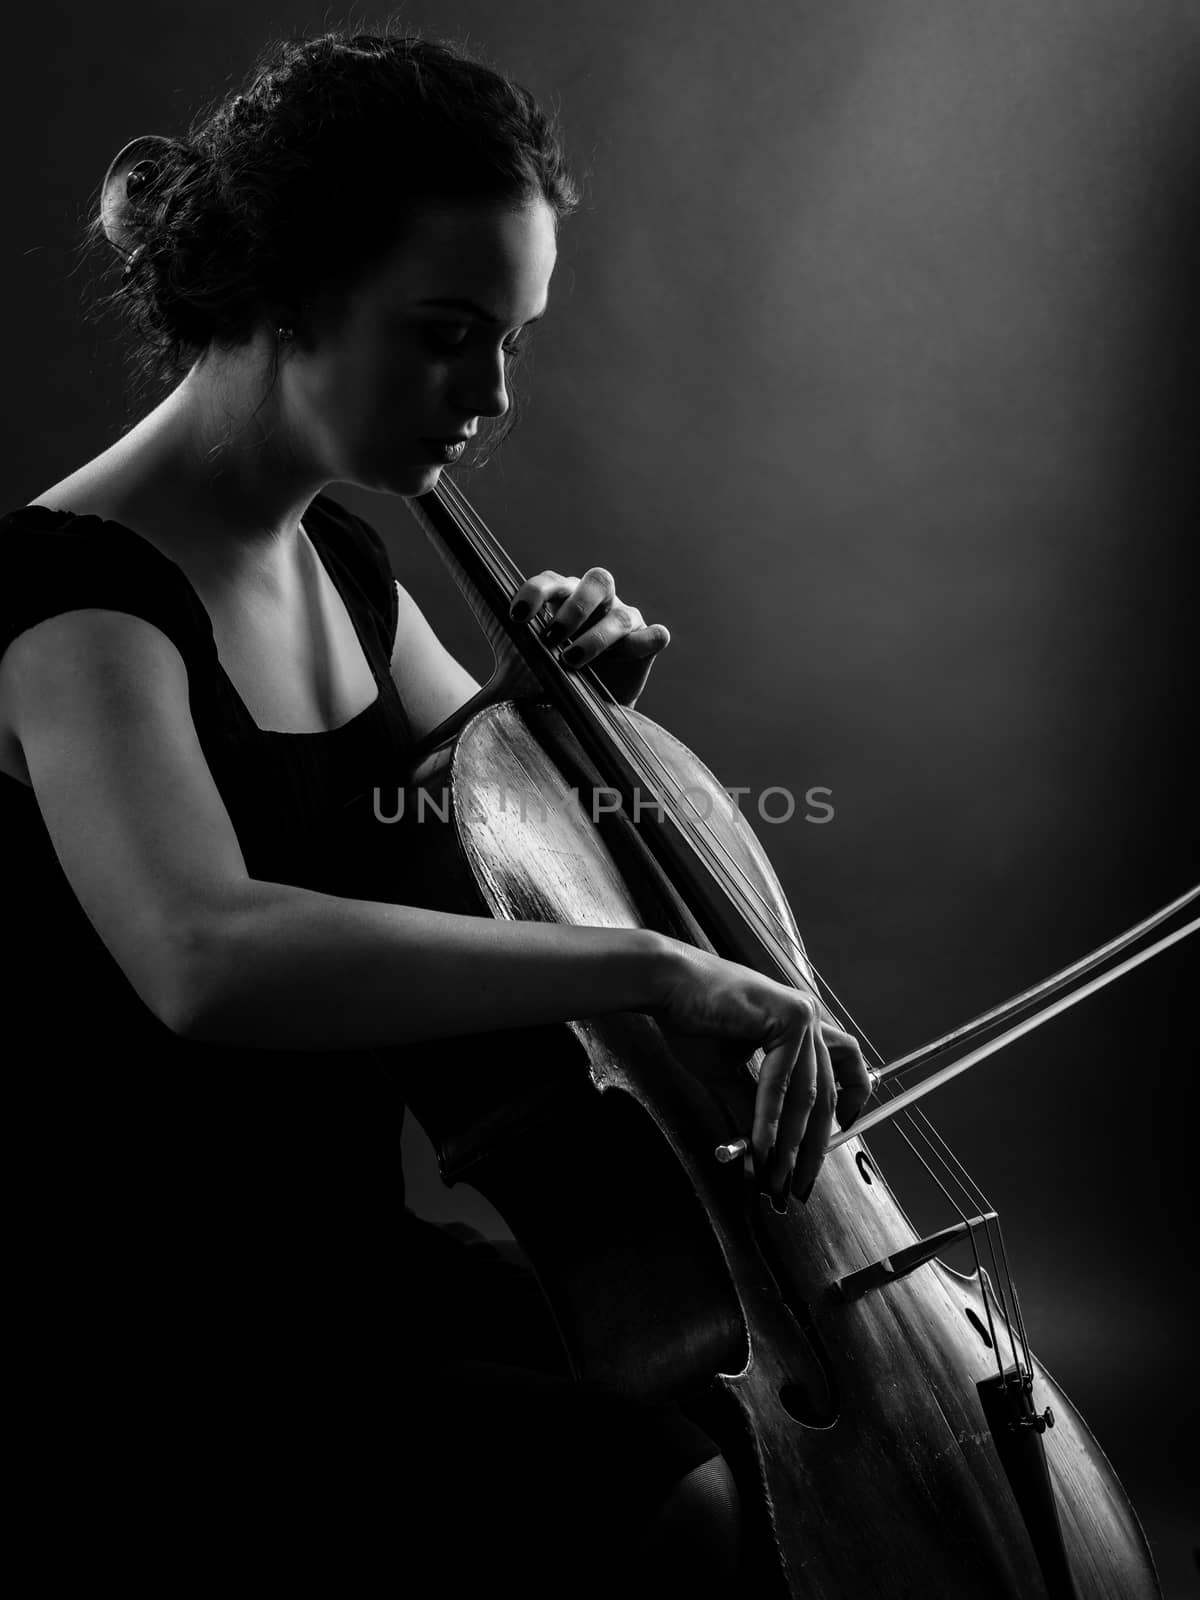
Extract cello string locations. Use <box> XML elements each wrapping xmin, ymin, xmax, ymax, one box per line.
<box><xmin>868</xmin><ymin>1114</ymin><xmax>1018</xmax><ymax>1370</ymax></box>
<box><xmin>589</xmin><ymin>612</ymin><xmax>1188</xmax><ymax>1366</ymax></box>
<box><xmin>810</xmin><ymin>971</ymin><xmax>1001</xmax><ymax>1233</ymax></box>
<box><xmin>436</xmin><ymin>475</ymin><xmax>1187</xmax><ymax>1086</ymax></box>
<box><xmin>872</xmin><ymin>1105</ymin><xmax>1010</xmax><ymax>1378</ymax></box>
<box><xmin>591</xmin><ymin>678</ymin><xmax>1198</xmax><ymax>1083</ymax></box>
<box><xmin>429</xmin><ymin>486</ymin><xmax>862</xmax><ymax>1081</ymax></box>
<box><xmin>584</xmin><ymin>681</ymin><xmax>1115</xmax><ymax>1373</ymax></box>
<box><xmin>432</xmin><ymin>478</ymin><xmax>1060</xmax><ymax>1363</ymax></box>
<box><xmin>544</xmin><ymin>613</ymin><xmax>1192</xmax><ymax>1090</ymax></box>
<box><xmin>981</xmin><ymin>1218</ymin><xmax>1034</xmax><ymax>1377</ymax></box>
<box><xmin>431</xmin><ymin>488</ymin><xmax>927</xmax><ymax>1143</ymax></box>
<box><xmin>434</xmin><ymin>479</ymin><xmax>823</xmax><ymax>987</ymax></box>
<box><xmin>432</xmin><ymin>478</ymin><xmax>1168</xmax><ymax>1386</ymax></box>
<box><xmin>904</xmin><ymin>1107</ymin><xmax>1027</xmax><ymax>1373</ymax></box>
<box><xmin>434</xmin><ymin>478</ymin><xmax>1032</xmax><ymax>1367</ymax></box>
<box><xmin>809</xmin><ymin>976</ymin><xmax>1022</xmax><ymax>1376</ymax></box>
<box><xmin>437</xmin><ymin>474</ymin><xmax>1184</xmax><ymax>1115</ymax></box>
<box><xmin>792</xmin><ymin>897</ymin><xmax>1035</xmax><ymax>1378</ymax></box>
<box><xmin>430</xmin><ymin>484</ymin><xmax>908</xmax><ymax>1139</ymax></box>
<box><xmin>578</xmin><ymin>657</ymin><xmax>1025</xmax><ymax>1371</ymax></box>
<box><xmin>430</xmin><ymin>475</ymin><xmax>1153</xmax><ymax>1394</ymax></box>
<box><xmin>430</xmin><ymin>483</ymin><xmax>818</xmax><ymax>981</ymax></box>
<box><xmin>909</xmin><ymin>1114</ymin><xmax>1033</xmax><ymax>1376</ymax></box>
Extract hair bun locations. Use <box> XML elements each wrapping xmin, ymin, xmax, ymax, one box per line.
<box><xmin>124</xmin><ymin>160</ymin><xmax>161</xmax><ymax>198</ymax></box>
<box><xmin>87</xmin><ymin>30</ymin><xmax>579</xmax><ymax>401</ymax></box>
<box><xmin>99</xmin><ymin>133</ymin><xmax>178</xmax><ymax>257</ymax></box>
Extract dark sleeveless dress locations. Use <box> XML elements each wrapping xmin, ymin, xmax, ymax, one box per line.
<box><xmin>1</xmin><ymin>495</ymin><xmax>719</xmax><ymax>1593</ymax></box>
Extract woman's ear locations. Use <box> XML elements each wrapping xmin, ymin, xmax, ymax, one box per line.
<box><xmin>99</xmin><ymin>134</ymin><xmax>175</xmax><ymax>256</ymax></box>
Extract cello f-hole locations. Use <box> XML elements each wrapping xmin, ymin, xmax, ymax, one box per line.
<box><xmin>965</xmin><ymin>1306</ymin><xmax>995</xmax><ymax>1350</ymax></box>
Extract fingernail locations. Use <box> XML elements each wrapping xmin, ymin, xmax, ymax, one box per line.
<box><xmin>769</xmin><ymin>1190</ymin><xmax>789</xmax><ymax>1216</ymax></box>
<box><xmin>798</xmin><ymin>1179</ymin><xmax>815</xmax><ymax>1205</ymax></box>
<box><xmin>510</xmin><ymin>600</ymin><xmax>530</xmax><ymax>621</ymax></box>
<box><xmin>562</xmin><ymin>644</ymin><xmax>583</xmax><ymax>665</ymax></box>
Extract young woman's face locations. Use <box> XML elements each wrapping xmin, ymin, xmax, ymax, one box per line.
<box><xmin>286</xmin><ymin>198</ymin><xmax>558</xmax><ymax>497</ymax></box>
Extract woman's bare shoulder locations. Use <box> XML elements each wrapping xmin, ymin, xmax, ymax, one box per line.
<box><xmin>26</xmin><ymin>457</ymin><xmax>139</xmax><ymax>521</ymax></box>
<box><xmin>23</xmin><ymin>454</ymin><xmax>203</xmax><ymax>582</ymax></box>
<box><xmin>1</xmin><ymin>459</ymin><xmax>195</xmax><ymax>784</ymax></box>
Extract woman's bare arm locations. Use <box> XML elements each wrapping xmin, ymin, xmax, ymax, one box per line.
<box><xmin>185</xmin><ymin>885</ymin><xmax>668</xmax><ymax>1049</ymax></box>
<box><xmin>389</xmin><ymin>577</ymin><xmax>482</xmax><ymax>741</ymax></box>
<box><xmin>1</xmin><ymin>607</ymin><xmax>669</xmax><ymax>1048</ymax></box>
<box><xmin>2</xmin><ymin>605</ymin><xmax>870</xmax><ymax>1192</ymax></box>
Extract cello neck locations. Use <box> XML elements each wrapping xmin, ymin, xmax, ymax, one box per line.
<box><xmin>404</xmin><ymin>479</ymin><xmax>817</xmax><ymax>994</ymax></box>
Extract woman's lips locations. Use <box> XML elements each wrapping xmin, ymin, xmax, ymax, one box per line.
<box><xmin>419</xmin><ymin>437</ymin><xmax>469</xmax><ymax>463</ymax></box>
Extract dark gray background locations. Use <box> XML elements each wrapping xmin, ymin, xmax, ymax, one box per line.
<box><xmin>4</xmin><ymin>2</ymin><xmax>1197</xmax><ymax>1591</ymax></box>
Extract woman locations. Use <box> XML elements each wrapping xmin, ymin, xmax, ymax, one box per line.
<box><xmin>1</xmin><ymin>27</ymin><xmax>870</xmax><ymax>1594</ymax></box>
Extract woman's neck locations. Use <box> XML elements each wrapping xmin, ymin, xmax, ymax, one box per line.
<box><xmin>124</xmin><ymin>342</ymin><xmax>324</xmax><ymax>543</ymax></box>
<box><xmin>50</xmin><ymin>337</ymin><xmax>333</xmax><ymax>591</ymax></box>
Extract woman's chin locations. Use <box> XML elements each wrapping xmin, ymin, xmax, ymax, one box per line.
<box><xmin>403</xmin><ymin>461</ymin><xmax>443</xmax><ymax>497</ymax></box>
<box><xmin>356</xmin><ymin>458</ymin><xmax>442</xmax><ymax>498</ymax></box>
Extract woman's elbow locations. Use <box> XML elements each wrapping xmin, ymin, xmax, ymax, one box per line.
<box><xmin>146</xmin><ymin>911</ymin><xmax>234</xmax><ymax>1040</ymax></box>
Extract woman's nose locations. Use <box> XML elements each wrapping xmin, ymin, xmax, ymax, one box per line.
<box><xmin>454</xmin><ymin>348</ymin><xmax>510</xmax><ymax>421</ymax></box>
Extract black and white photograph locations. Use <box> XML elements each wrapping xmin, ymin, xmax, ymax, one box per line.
<box><xmin>3</xmin><ymin>4</ymin><xmax>1196</xmax><ymax>1595</ymax></box>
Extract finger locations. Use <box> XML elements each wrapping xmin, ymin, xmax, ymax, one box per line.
<box><xmin>560</xmin><ymin>605</ymin><xmax>647</xmax><ymax>667</ymax></box>
<box><xmin>639</xmin><ymin>623</ymin><xmax>672</xmax><ymax>654</ymax></box>
<box><xmin>766</xmin><ymin>1017</ymin><xmax>818</xmax><ymax>1194</ymax></box>
<box><xmin>543</xmin><ymin>566</ymin><xmax>617</xmax><ymax>645</ymax></box>
<box><xmin>565</xmin><ymin>619</ymin><xmax>670</xmax><ymax>669</ymax></box>
<box><xmin>781</xmin><ymin>1022</ymin><xmax>836</xmax><ymax>1203</ymax></box>
<box><xmin>821</xmin><ymin>1024</ymin><xmax>873</xmax><ymax>1129</ymax></box>
<box><xmin>750</xmin><ymin>1029</ymin><xmax>802</xmax><ymax>1179</ymax></box>
<box><xmin>508</xmin><ymin>571</ymin><xmax>575</xmax><ymax>623</ymax></box>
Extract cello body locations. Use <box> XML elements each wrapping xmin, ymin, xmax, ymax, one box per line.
<box><xmin>393</xmin><ymin>696</ymin><xmax>1160</xmax><ymax>1600</ymax></box>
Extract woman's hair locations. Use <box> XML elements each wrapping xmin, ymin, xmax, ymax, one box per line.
<box><xmin>86</xmin><ymin>23</ymin><xmax>580</xmax><ymax>451</ymax></box>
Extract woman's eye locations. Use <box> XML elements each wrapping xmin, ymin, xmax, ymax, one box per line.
<box><xmin>421</xmin><ymin>325</ymin><xmax>532</xmax><ymax>360</ymax></box>
<box><xmin>424</xmin><ymin>325</ymin><xmax>470</xmax><ymax>354</ymax></box>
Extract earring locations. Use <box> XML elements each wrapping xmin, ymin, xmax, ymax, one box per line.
<box><xmin>121</xmin><ymin>244</ymin><xmax>146</xmax><ymax>286</ymax></box>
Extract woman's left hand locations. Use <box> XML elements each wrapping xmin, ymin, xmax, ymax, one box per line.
<box><xmin>509</xmin><ymin>566</ymin><xmax>670</xmax><ymax>709</ymax></box>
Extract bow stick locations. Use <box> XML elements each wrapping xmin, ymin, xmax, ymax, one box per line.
<box><xmin>715</xmin><ymin>890</ymin><xmax>1198</xmax><ymax>1165</ymax></box>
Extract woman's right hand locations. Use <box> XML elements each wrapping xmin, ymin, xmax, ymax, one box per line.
<box><xmin>648</xmin><ymin>941</ymin><xmax>873</xmax><ymax>1207</ymax></box>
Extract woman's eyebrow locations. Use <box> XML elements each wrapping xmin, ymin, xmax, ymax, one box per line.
<box><xmin>416</xmin><ymin>296</ymin><xmax>546</xmax><ymax>326</ymax></box>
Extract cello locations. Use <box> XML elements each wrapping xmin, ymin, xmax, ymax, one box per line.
<box><xmin>382</xmin><ymin>473</ymin><xmax>1194</xmax><ymax>1598</ymax></box>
